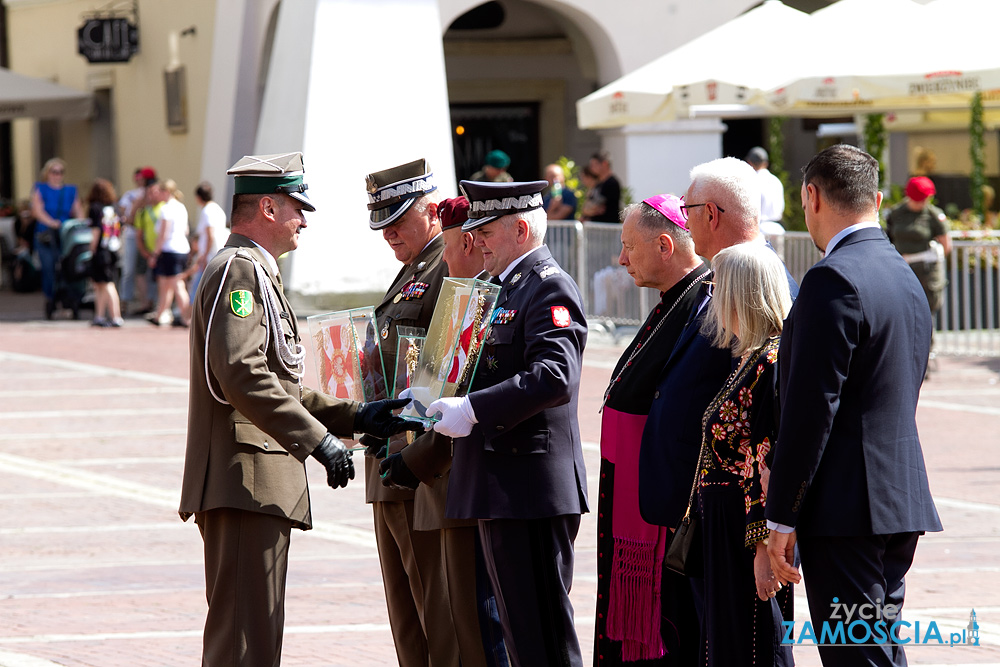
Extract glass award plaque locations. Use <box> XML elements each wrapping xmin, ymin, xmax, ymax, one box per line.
<box><xmin>307</xmin><ymin>307</ymin><xmax>388</xmax><ymax>403</ymax></box>
<box><xmin>400</xmin><ymin>277</ymin><xmax>500</xmax><ymax>426</ymax></box>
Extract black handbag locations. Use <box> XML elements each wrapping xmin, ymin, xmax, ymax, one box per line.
<box><xmin>664</xmin><ymin>504</ymin><xmax>703</xmax><ymax>577</ymax></box>
<box><xmin>664</xmin><ymin>388</ymin><xmax>716</xmax><ymax>577</ymax></box>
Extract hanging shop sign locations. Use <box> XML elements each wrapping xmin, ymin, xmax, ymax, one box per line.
<box><xmin>78</xmin><ymin>17</ymin><xmax>139</xmax><ymax>63</ymax></box>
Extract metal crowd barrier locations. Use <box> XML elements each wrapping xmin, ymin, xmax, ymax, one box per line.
<box><xmin>545</xmin><ymin>222</ymin><xmax>1000</xmax><ymax>356</ymax></box>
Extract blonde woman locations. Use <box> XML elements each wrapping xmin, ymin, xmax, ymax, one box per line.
<box><xmin>148</xmin><ymin>179</ymin><xmax>191</xmax><ymax>326</ymax></box>
<box><xmin>31</xmin><ymin>158</ymin><xmax>84</xmax><ymax>316</ymax></box>
<box><xmin>697</xmin><ymin>242</ymin><xmax>793</xmax><ymax>667</ymax></box>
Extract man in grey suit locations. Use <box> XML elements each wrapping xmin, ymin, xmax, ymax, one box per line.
<box><xmin>766</xmin><ymin>144</ymin><xmax>943</xmax><ymax>667</ymax></box>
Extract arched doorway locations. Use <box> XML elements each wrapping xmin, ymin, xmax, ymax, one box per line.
<box><xmin>442</xmin><ymin>0</ymin><xmax>613</xmax><ymax>185</ymax></box>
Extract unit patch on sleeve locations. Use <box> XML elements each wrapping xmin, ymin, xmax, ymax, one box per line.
<box><xmin>551</xmin><ymin>305</ymin><xmax>571</xmax><ymax>328</ymax></box>
<box><xmin>230</xmin><ymin>290</ymin><xmax>254</xmax><ymax>317</ymax></box>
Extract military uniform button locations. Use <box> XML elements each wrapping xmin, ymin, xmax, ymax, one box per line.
<box><xmin>290</xmin><ymin>443</ymin><xmax>299</xmax><ymax>450</ymax></box>
<box><xmin>263</xmin><ymin>442</ymin><xmax>269</xmax><ymax>449</ymax></box>
<box><xmin>512</xmin><ymin>447</ymin><xmax>518</xmax><ymax>454</ymax></box>
<box><xmin>654</xmin><ymin>390</ymin><xmax>660</xmax><ymax>399</ymax></box>
<box><xmin>496</xmin><ymin>425</ymin><xmax>504</xmax><ymax>432</ymax></box>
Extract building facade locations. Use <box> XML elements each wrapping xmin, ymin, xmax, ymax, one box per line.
<box><xmin>2</xmin><ymin>0</ymin><xmax>790</xmax><ymax>295</ymax></box>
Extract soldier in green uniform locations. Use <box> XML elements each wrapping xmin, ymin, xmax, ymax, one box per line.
<box><xmin>886</xmin><ymin>176</ymin><xmax>951</xmax><ymax>315</ymax></box>
<box><xmin>179</xmin><ymin>152</ymin><xmax>417</xmax><ymax>667</ymax></box>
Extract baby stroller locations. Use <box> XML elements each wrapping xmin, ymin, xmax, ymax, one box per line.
<box><xmin>46</xmin><ymin>218</ymin><xmax>94</xmax><ymax>320</ymax></box>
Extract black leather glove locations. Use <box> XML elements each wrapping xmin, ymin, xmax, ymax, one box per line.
<box><xmin>378</xmin><ymin>452</ymin><xmax>420</xmax><ymax>490</ymax></box>
<box><xmin>354</xmin><ymin>398</ymin><xmax>424</xmax><ymax>439</ymax></box>
<box><xmin>361</xmin><ymin>435</ymin><xmax>387</xmax><ymax>459</ymax></box>
<box><xmin>310</xmin><ymin>433</ymin><xmax>355</xmax><ymax>489</ymax></box>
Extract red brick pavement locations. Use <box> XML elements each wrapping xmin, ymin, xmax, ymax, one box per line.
<box><xmin>1</xmin><ymin>291</ymin><xmax>998</xmax><ymax>666</ymax></box>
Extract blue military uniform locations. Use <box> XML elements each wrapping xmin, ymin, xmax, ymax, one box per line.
<box><xmin>446</xmin><ymin>180</ymin><xmax>588</xmax><ymax>667</ymax></box>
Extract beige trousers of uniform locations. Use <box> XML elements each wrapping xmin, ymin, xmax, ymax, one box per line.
<box><xmin>374</xmin><ymin>499</ymin><xmax>460</xmax><ymax>667</ymax></box>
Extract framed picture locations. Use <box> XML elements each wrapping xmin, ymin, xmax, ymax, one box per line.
<box><xmin>400</xmin><ymin>277</ymin><xmax>500</xmax><ymax>425</ymax></box>
<box><xmin>306</xmin><ymin>307</ymin><xmax>387</xmax><ymax>402</ymax></box>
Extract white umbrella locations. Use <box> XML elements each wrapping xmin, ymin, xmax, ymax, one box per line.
<box><xmin>767</xmin><ymin>0</ymin><xmax>1000</xmax><ymax>115</ymax></box>
<box><xmin>0</xmin><ymin>68</ymin><xmax>93</xmax><ymax>121</ymax></box>
<box><xmin>576</xmin><ymin>0</ymin><xmax>811</xmax><ymax>129</ymax></box>
<box><xmin>672</xmin><ymin>0</ymin><xmax>813</xmax><ymax>112</ymax></box>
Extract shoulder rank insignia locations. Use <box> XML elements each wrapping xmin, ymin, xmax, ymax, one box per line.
<box><xmin>551</xmin><ymin>305</ymin><xmax>571</xmax><ymax>328</ymax></box>
<box><xmin>492</xmin><ymin>308</ymin><xmax>517</xmax><ymax>325</ymax></box>
<box><xmin>230</xmin><ymin>290</ymin><xmax>253</xmax><ymax>318</ymax></box>
<box><xmin>539</xmin><ymin>266</ymin><xmax>560</xmax><ymax>279</ymax></box>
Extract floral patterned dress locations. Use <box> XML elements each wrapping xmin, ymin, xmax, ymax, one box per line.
<box><xmin>696</xmin><ymin>337</ymin><xmax>793</xmax><ymax>667</ymax></box>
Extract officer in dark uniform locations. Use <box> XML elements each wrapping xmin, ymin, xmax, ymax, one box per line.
<box><xmin>429</xmin><ymin>180</ymin><xmax>589</xmax><ymax>667</ymax></box>
<box><xmin>363</xmin><ymin>158</ymin><xmax>458</xmax><ymax>667</ymax></box>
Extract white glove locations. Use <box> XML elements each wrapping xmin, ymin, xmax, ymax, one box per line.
<box><xmin>397</xmin><ymin>387</ymin><xmax>414</xmax><ymax>401</ymax></box>
<box><xmin>428</xmin><ymin>395</ymin><xmax>478</xmax><ymax>438</ymax></box>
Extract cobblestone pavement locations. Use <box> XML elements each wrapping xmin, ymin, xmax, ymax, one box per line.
<box><xmin>1</xmin><ymin>291</ymin><xmax>998</xmax><ymax>666</ymax></box>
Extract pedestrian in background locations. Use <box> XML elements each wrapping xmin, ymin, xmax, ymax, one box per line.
<box><xmin>470</xmin><ymin>149</ymin><xmax>514</xmax><ymax>183</ymax></box>
<box><xmin>188</xmin><ymin>181</ymin><xmax>229</xmax><ymax>296</ymax></box>
<box><xmin>543</xmin><ymin>163</ymin><xmax>577</xmax><ymax>221</ymax></box>
<box><xmin>886</xmin><ymin>176</ymin><xmax>951</xmax><ymax>318</ymax></box>
<box><xmin>117</xmin><ymin>166</ymin><xmax>155</xmax><ymax>315</ymax></box>
<box><xmin>148</xmin><ymin>179</ymin><xmax>190</xmax><ymax>327</ymax></box>
<box><xmin>86</xmin><ymin>178</ymin><xmax>124</xmax><ymax>327</ymax></box>
<box><xmin>30</xmin><ymin>157</ymin><xmax>84</xmax><ymax>316</ymax></box>
<box><xmin>134</xmin><ymin>176</ymin><xmax>164</xmax><ymax>316</ymax></box>
<box><xmin>581</xmin><ymin>151</ymin><xmax>621</xmax><ymax>222</ymax></box>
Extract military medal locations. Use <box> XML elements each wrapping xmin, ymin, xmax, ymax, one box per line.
<box><xmin>395</xmin><ymin>280</ymin><xmax>429</xmax><ymax>303</ymax></box>
<box><xmin>492</xmin><ymin>308</ymin><xmax>517</xmax><ymax>325</ymax></box>
<box><xmin>381</xmin><ymin>317</ymin><xmax>392</xmax><ymax>339</ymax></box>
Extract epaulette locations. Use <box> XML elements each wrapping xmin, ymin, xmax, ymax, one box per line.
<box><xmin>534</xmin><ymin>263</ymin><xmax>561</xmax><ymax>280</ymax></box>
